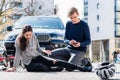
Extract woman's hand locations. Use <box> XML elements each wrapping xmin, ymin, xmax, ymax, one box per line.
<box><xmin>42</xmin><ymin>50</ymin><xmax>51</xmax><ymax>56</ymax></box>
<box><xmin>5</xmin><ymin>67</ymin><xmax>16</xmax><ymax>72</ymax></box>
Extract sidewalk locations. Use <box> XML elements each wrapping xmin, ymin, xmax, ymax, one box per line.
<box><xmin>0</xmin><ymin>63</ymin><xmax>120</xmax><ymax>80</ymax></box>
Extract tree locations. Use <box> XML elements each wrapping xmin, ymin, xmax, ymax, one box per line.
<box><xmin>20</xmin><ymin>0</ymin><xmax>54</xmax><ymax>16</ymax></box>
<box><xmin>24</xmin><ymin>0</ymin><xmax>40</xmax><ymax>16</ymax></box>
<box><xmin>0</xmin><ymin>0</ymin><xmax>12</xmax><ymax>25</ymax></box>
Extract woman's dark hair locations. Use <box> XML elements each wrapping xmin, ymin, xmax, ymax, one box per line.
<box><xmin>19</xmin><ymin>25</ymin><xmax>33</xmax><ymax>51</ymax></box>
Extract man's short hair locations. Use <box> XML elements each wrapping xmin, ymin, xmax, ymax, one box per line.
<box><xmin>67</xmin><ymin>7</ymin><xmax>79</xmax><ymax>17</ymax></box>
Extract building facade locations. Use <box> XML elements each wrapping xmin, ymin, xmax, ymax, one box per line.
<box><xmin>84</xmin><ymin>0</ymin><xmax>120</xmax><ymax>62</ymax></box>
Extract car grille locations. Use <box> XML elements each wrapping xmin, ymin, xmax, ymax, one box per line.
<box><xmin>37</xmin><ymin>34</ymin><xmax>51</xmax><ymax>42</ymax></box>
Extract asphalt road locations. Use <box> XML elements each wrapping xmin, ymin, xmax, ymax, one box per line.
<box><xmin>0</xmin><ymin>63</ymin><xmax>120</xmax><ymax>80</ymax></box>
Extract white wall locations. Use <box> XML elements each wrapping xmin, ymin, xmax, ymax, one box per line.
<box><xmin>88</xmin><ymin>0</ymin><xmax>114</xmax><ymax>40</ymax></box>
<box><xmin>54</xmin><ymin>0</ymin><xmax>83</xmax><ymax>26</ymax></box>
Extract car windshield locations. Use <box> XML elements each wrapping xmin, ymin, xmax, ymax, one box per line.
<box><xmin>14</xmin><ymin>16</ymin><xmax>64</xmax><ymax>30</ymax></box>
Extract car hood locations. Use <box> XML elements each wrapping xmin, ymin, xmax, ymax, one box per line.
<box><xmin>33</xmin><ymin>29</ymin><xmax>65</xmax><ymax>35</ymax></box>
<box><xmin>7</xmin><ymin>28</ymin><xmax>65</xmax><ymax>36</ymax></box>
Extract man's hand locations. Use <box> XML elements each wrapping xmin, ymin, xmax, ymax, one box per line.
<box><xmin>69</xmin><ymin>39</ymin><xmax>80</xmax><ymax>47</ymax></box>
<box><xmin>72</xmin><ymin>42</ymin><xmax>80</xmax><ymax>47</ymax></box>
<box><xmin>69</xmin><ymin>39</ymin><xmax>77</xmax><ymax>45</ymax></box>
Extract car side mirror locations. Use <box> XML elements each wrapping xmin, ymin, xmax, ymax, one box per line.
<box><xmin>6</xmin><ymin>26</ymin><xmax>13</xmax><ymax>31</ymax></box>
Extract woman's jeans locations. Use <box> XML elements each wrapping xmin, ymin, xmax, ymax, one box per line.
<box><xmin>25</xmin><ymin>55</ymin><xmax>83</xmax><ymax>72</ymax></box>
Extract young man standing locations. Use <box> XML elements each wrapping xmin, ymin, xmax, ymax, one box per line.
<box><xmin>50</xmin><ymin>7</ymin><xmax>91</xmax><ymax>70</ymax></box>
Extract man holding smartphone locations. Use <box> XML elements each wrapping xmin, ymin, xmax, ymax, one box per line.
<box><xmin>50</xmin><ymin>7</ymin><xmax>91</xmax><ymax>71</ymax></box>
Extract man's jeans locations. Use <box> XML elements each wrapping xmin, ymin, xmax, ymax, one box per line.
<box><xmin>50</xmin><ymin>47</ymin><xmax>85</xmax><ymax>65</ymax></box>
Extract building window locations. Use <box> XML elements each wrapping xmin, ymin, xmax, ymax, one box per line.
<box><xmin>84</xmin><ymin>17</ymin><xmax>88</xmax><ymax>22</ymax></box>
<box><xmin>84</xmin><ymin>6</ymin><xmax>88</xmax><ymax>16</ymax></box>
<box><xmin>97</xmin><ymin>26</ymin><xmax>99</xmax><ymax>32</ymax></box>
<box><xmin>115</xmin><ymin>38</ymin><xmax>120</xmax><ymax>48</ymax></box>
<box><xmin>84</xmin><ymin>12</ymin><xmax>88</xmax><ymax>16</ymax></box>
<box><xmin>84</xmin><ymin>0</ymin><xmax>88</xmax><ymax>5</ymax></box>
<box><xmin>84</xmin><ymin>0</ymin><xmax>88</xmax><ymax>3</ymax></box>
<box><xmin>116</xmin><ymin>0</ymin><xmax>120</xmax><ymax>11</ymax></box>
<box><xmin>97</xmin><ymin>15</ymin><xmax>99</xmax><ymax>20</ymax></box>
<box><xmin>115</xmin><ymin>24</ymin><xmax>120</xmax><ymax>36</ymax></box>
<box><xmin>115</xmin><ymin>12</ymin><xmax>120</xmax><ymax>23</ymax></box>
<box><xmin>97</xmin><ymin>3</ymin><xmax>100</xmax><ymax>9</ymax></box>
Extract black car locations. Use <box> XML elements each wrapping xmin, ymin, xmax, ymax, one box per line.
<box><xmin>4</xmin><ymin>16</ymin><xmax>66</xmax><ymax>55</ymax></box>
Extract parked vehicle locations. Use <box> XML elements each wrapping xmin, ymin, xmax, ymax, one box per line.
<box><xmin>4</xmin><ymin>16</ymin><xmax>66</xmax><ymax>55</ymax></box>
